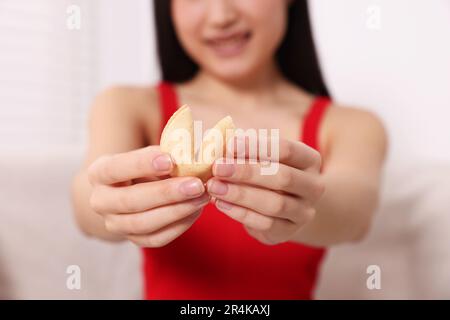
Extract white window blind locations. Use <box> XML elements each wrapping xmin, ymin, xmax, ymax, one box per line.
<box><xmin>0</xmin><ymin>0</ymin><xmax>99</xmax><ymax>147</ymax></box>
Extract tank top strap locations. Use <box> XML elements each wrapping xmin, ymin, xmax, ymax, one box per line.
<box><xmin>301</xmin><ymin>96</ymin><xmax>331</xmax><ymax>153</ymax></box>
<box><xmin>156</xmin><ymin>82</ymin><xmax>179</xmax><ymax>137</ymax></box>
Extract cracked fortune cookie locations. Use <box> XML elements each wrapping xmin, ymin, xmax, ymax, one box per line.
<box><xmin>160</xmin><ymin>105</ymin><xmax>235</xmax><ymax>182</ymax></box>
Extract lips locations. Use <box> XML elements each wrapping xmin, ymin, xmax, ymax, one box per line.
<box><xmin>205</xmin><ymin>31</ymin><xmax>252</xmax><ymax>58</ymax></box>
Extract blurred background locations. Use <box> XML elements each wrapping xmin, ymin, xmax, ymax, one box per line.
<box><xmin>0</xmin><ymin>0</ymin><xmax>449</xmax><ymax>299</ymax></box>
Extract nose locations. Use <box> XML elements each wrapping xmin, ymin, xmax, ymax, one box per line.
<box><xmin>206</xmin><ymin>0</ymin><xmax>238</xmax><ymax>29</ymax></box>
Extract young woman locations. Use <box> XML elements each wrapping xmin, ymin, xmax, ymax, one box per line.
<box><xmin>72</xmin><ymin>0</ymin><xmax>387</xmax><ymax>299</ymax></box>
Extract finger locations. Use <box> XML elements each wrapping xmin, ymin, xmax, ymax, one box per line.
<box><xmin>244</xmin><ymin>226</ymin><xmax>291</xmax><ymax>246</ymax></box>
<box><xmin>90</xmin><ymin>177</ymin><xmax>205</xmax><ymax>214</ymax></box>
<box><xmin>212</xmin><ymin>161</ymin><xmax>325</xmax><ymax>200</ymax></box>
<box><xmin>104</xmin><ymin>193</ymin><xmax>211</xmax><ymax>235</ymax></box>
<box><xmin>278</xmin><ymin>138</ymin><xmax>322</xmax><ymax>172</ymax></box>
<box><xmin>214</xmin><ymin>199</ymin><xmax>298</xmax><ymax>244</ymax></box>
<box><xmin>230</xmin><ymin>136</ymin><xmax>321</xmax><ymax>172</ymax></box>
<box><xmin>126</xmin><ymin>210</ymin><xmax>202</xmax><ymax>248</ymax></box>
<box><xmin>88</xmin><ymin>146</ymin><xmax>173</xmax><ymax>185</ymax></box>
<box><xmin>207</xmin><ymin>179</ymin><xmax>308</xmax><ymax>222</ymax></box>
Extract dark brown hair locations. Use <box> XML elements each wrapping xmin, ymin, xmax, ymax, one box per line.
<box><xmin>154</xmin><ymin>0</ymin><xmax>330</xmax><ymax>97</ymax></box>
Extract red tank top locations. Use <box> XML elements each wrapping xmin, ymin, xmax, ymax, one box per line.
<box><xmin>142</xmin><ymin>82</ymin><xmax>331</xmax><ymax>300</ymax></box>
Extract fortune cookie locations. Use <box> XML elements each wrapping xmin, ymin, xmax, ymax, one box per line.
<box><xmin>160</xmin><ymin>105</ymin><xmax>235</xmax><ymax>182</ymax></box>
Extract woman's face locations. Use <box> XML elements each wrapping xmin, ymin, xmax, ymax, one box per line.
<box><xmin>172</xmin><ymin>0</ymin><xmax>290</xmax><ymax>82</ymax></box>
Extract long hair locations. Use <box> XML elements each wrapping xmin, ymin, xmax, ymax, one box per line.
<box><xmin>153</xmin><ymin>0</ymin><xmax>329</xmax><ymax>97</ymax></box>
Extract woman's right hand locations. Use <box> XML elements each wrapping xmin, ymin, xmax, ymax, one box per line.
<box><xmin>87</xmin><ymin>146</ymin><xmax>210</xmax><ymax>248</ymax></box>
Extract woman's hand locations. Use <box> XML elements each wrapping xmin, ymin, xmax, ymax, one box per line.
<box><xmin>206</xmin><ymin>138</ymin><xmax>325</xmax><ymax>245</ymax></box>
<box><xmin>87</xmin><ymin>146</ymin><xmax>210</xmax><ymax>248</ymax></box>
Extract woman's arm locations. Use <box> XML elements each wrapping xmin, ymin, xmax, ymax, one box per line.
<box><xmin>293</xmin><ymin>108</ymin><xmax>388</xmax><ymax>246</ymax></box>
<box><xmin>71</xmin><ymin>86</ymin><xmax>158</xmax><ymax>241</ymax></box>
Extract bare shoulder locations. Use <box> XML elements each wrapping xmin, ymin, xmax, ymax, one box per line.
<box><xmin>89</xmin><ymin>85</ymin><xmax>162</xmax><ymax>145</ymax></box>
<box><xmin>320</xmin><ymin>103</ymin><xmax>388</xmax><ymax>163</ymax></box>
<box><xmin>325</xmin><ymin>104</ymin><xmax>386</xmax><ymax>135</ymax></box>
<box><xmin>91</xmin><ymin>85</ymin><xmax>159</xmax><ymax>119</ymax></box>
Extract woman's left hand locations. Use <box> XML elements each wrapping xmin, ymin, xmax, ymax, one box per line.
<box><xmin>206</xmin><ymin>138</ymin><xmax>325</xmax><ymax>245</ymax></box>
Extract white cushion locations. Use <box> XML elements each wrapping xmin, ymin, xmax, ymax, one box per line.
<box><xmin>316</xmin><ymin>162</ymin><xmax>450</xmax><ymax>299</ymax></box>
<box><xmin>0</xmin><ymin>147</ymin><xmax>141</xmax><ymax>299</ymax></box>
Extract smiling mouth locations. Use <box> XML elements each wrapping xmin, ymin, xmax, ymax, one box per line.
<box><xmin>205</xmin><ymin>31</ymin><xmax>252</xmax><ymax>58</ymax></box>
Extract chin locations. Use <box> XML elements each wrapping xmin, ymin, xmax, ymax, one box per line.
<box><xmin>207</xmin><ymin>61</ymin><xmax>262</xmax><ymax>84</ymax></box>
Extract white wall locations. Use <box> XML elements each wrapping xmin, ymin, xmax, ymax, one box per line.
<box><xmin>0</xmin><ymin>0</ymin><xmax>98</xmax><ymax>148</ymax></box>
<box><xmin>97</xmin><ymin>0</ymin><xmax>159</xmax><ymax>89</ymax></box>
<box><xmin>310</xmin><ymin>0</ymin><xmax>450</xmax><ymax>168</ymax></box>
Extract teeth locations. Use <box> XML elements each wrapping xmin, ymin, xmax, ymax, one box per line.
<box><xmin>211</xmin><ymin>34</ymin><xmax>247</xmax><ymax>47</ymax></box>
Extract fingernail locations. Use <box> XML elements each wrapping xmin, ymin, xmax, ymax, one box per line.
<box><xmin>216</xmin><ymin>200</ymin><xmax>233</xmax><ymax>211</ymax></box>
<box><xmin>213</xmin><ymin>162</ymin><xmax>235</xmax><ymax>177</ymax></box>
<box><xmin>180</xmin><ymin>179</ymin><xmax>204</xmax><ymax>197</ymax></box>
<box><xmin>192</xmin><ymin>193</ymin><xmax>211</xmax><ymax>206</ymax></box>
<box><xmin>153</xmin><ymin>154</ymin><xmax>172</xmax><ymax>171</ymax></box>
<box><xmin>207</xmin><ymin>180</ymin><xmax>228</xmax><ymax>196</ymax></box>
